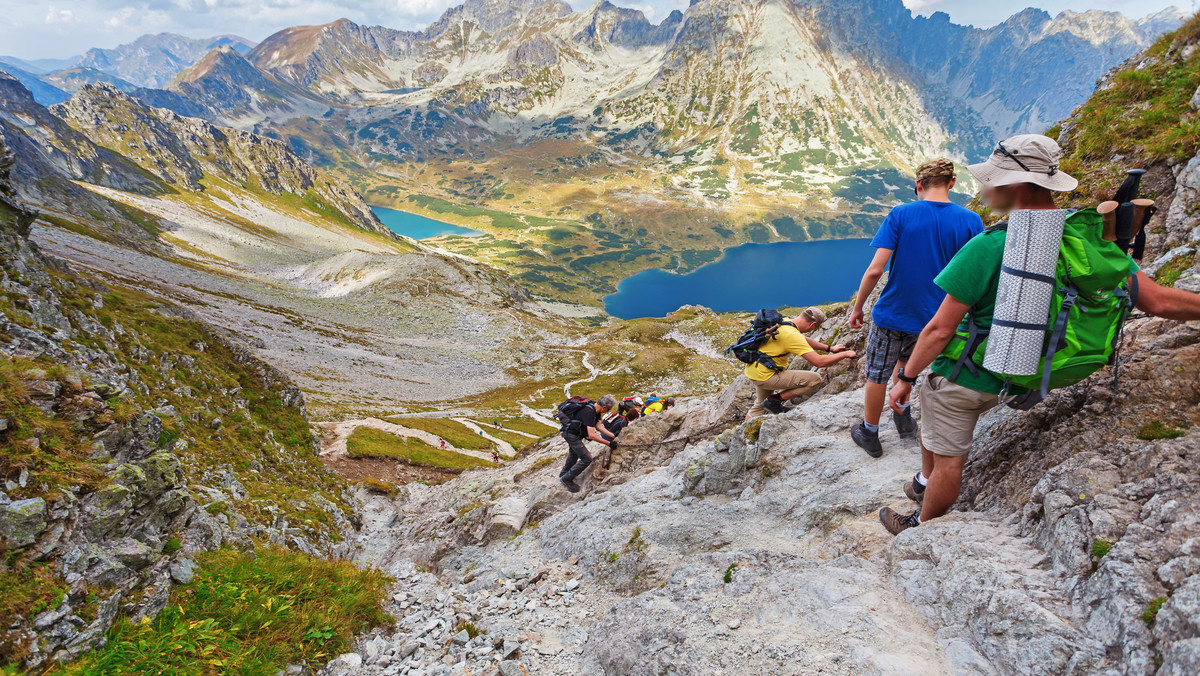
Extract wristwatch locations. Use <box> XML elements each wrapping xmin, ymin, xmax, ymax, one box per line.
<box><xmin>897</xmin><ymin>368</ymin><xmax>919</xmax><ymax>384</ymax></box>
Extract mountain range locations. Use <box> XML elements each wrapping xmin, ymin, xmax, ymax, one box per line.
<box><xmin>0</xmin><ymin>0</ymin><xmax>1188</xmax><ymax>304</ymax></box>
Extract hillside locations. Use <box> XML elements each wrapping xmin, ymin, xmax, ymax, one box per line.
<box><xmin>0</xmin><ymin>133</ymin><xmax>381</xmax><ymax>671</ymax></box>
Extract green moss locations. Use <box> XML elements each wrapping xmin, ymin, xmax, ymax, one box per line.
<box><xmin>745</xmin><ymin>418</ymin><xmax>764</xmax><ymax>442</ymax></box>
<box><xmin>723</xmin><ymin>562</ymin><xmax>737</xmax><ymax>584</ymax></box>
<box><xmin>162</xmin><ymin>537</ymin><xmax>182</xmax><ymax>555</ymax></box>
<box><xmin>1143</xmin><ymin>597</ymin><xmax>1167</xmax><ymax>626</ymax></box>
<box><xmin>1137</xmin><ymin>420</ymin><xmax>1187</xmax><ymax>441</ymax></box>
<box><xmin>57</xmin><ymin>549</ymin><xmax>390</xmax><ymax>675</ymax></box>
<box><xmin>1154</xmin><ymin>253</ymin><xmax>1196</xmax><ymax>288</ymax></box>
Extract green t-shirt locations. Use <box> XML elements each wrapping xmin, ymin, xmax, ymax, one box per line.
<box><xmin>931</xmin><ymin>227</ymin><xmax>1139</xmax><ymax>395</ymax></box>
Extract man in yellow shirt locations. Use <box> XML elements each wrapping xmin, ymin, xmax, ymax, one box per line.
<box><xmin>746</xmin><ymin>307</ymin><xmax>856</xmax><ymax>418</ymax></box>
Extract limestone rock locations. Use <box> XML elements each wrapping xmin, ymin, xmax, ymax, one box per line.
<box><xmin>0</xmin><ymin>497</ymin><xmax>47</xmax><ymax>548</ymax></box>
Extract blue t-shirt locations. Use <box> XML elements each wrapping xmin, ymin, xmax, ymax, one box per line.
<box><xmin>869</xmin><ymin>200</ymin><xmax>983</xmax><ymax>334</ymax></box>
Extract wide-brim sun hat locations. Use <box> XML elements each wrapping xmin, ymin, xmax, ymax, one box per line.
<box><xmin>968</xmin><ymin>134</ymin><xmax>1078</xmax><ymax>192</ymax></box>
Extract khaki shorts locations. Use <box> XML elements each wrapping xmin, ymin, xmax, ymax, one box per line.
<box><xmin>748</xmin><ymin>369</ymin><xmax>823</xmax><ymax>418</ymax></box>
<box><xmin>920</xmin><ymin>373</ymin><xmax>999</xmax><ymax>457</ymax></box>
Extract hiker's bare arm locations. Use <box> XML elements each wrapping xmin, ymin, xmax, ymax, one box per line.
<box><xmin>596</xmin><ymin>420</ymin><xmax>612</xmax><ymax>437</ymax></box>
<box><xmin>802</xmin><ymin>336</ymin><xmax>849</xmax><ymax>354</ymax></box>
<box><xmin>889</xmin><ymin>295</ymin><xmax>968</xmax><ymax>413</ymax></box>
<box><xmin>850</xmin><ymin>248</ymin><xmax>892</xmax><ymax>328</ymax></box>
<box><xmin>1134</xmin><ymin>271</ymin><xmax>1200</xmax><ymax>320</ymax></box>
<box><xmin>804</xmin><ymin>336</ymin><xmax>829</xmax><ymax>352</ymax></box>
<box><xmin>801</xmin><ymin>348</ymin><xmax>857</xmax><ymax>368</ymax></box>
<box><xmin>586</xmin><ymin>427</ymin><xmax>610</xmax><ymax>445</ymax></box>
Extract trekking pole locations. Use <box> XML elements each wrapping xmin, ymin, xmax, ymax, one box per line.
<box><xmin>1098</xmin><ymin>201</ymin><xmax>1119</xmax><ymax>242</ymax></box>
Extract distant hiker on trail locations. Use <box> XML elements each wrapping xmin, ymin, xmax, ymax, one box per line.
<box><xmin>439</xmin><ymin>439</ymin><xmax>446</xmax><ymax>449</ymax></box>
<box><xmin>556</xmin><ymin>394</ymin><xmax>617</xmax><ymax>493</ymax></box>
<box><xmin>492</xmin><ymin>450</ymin><xmax>500</xmax><ymax>463</ymax></box>
<box><xmin>879</xmin><ymin>135</ymin><xmax>1200</xmax><ymax>536</ymax></box>
<box><xmin>849</xmin><ymin>158</ymin><xmax>983</xmax><ymax>459</ymax></box>
<box><xmin>736</xmin><ymin>307</ymin><xmax>856</xmax><ymax>419</ymax></box>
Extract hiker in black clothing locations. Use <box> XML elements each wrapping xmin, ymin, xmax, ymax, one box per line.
<box><xmin>599</xmin><ymin>400</ymin><xmax>639</xmax><ymax>469</ymax></box>
<box><xmin>558</xmin><ymin>394</ymin><xmax>617</xmax><ymax>493</ymax></box>
<box><xmin>601</xmin><ymin>401</ymin><xmax>635</xmax><ymax>441</ymax></box>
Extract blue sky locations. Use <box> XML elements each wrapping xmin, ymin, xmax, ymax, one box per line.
<box><xmin>0</xmin><ymin>0</ymin><xmax>1190</xmax><ymax>60</ymax></box>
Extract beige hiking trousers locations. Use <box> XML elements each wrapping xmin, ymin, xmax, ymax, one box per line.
<box><xmin>748</xmin><ymin>369</ymin><xmax>824</xmax><ymax>418</ymax></box>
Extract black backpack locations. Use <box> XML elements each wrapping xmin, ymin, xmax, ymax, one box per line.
<box><xmin>725</xmin><ymin>309</ymin><xmax>795</xmax><ymax>373</ymax></box>
<box><xmin>557</xmin><ymin>396</ymin><xmax>593</xmax><ymax>434</ymax></box>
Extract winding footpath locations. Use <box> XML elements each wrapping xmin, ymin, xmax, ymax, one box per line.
<box><xmin>317</xmin><ymin>418</ymin><xmax>495</xmax><ymax>461</ymax></box>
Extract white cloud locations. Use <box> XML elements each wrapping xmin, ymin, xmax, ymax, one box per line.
<box><xmin>45</xmin><ymin>6</ymin><xmax>75</xmax><ymax>24</ymax></box>
<box><xmin>903</xmin><ymin>0</ymin><xmax>950</xmax><ymax>14</ymax></box>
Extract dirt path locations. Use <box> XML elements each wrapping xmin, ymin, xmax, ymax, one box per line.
<box><xmin>454</xmin><ymin>418</ymin><xmax>515</xmax><ymax>457</ymax></box>
<box><xmin>317</xmin><ymin>418</ymin><xmax>495</xmax><ymax>461</ymax></box>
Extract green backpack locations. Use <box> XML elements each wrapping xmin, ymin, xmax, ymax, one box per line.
<box><xmin>944</xmin><ymin>209</ymin><xmax>1138</xmax><ymax>406</ymax></box>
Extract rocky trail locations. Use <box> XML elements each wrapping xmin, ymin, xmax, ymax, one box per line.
<box><xmin>319</xmin><ymin>379</ymin><xmax>969</xmax><ymax>676</ymax></box>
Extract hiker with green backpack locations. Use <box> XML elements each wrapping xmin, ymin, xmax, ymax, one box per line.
<box><xmin>879</xmin><ymin>134</ymin><xmax>1200</xmax><ymax>535</ymax></box>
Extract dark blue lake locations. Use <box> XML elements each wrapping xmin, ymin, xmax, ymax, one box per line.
<box><xmin>604</xmin><ymin>239</ymin><xmax>874</xmax><ymax>319</ymax></box>
<box><xmin>371</xmin><ymin>206</ymin><xmax>483</xmax><ymax>239</ymax></box>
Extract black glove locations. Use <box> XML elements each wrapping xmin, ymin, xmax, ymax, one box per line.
<box><xmin>609</xmin><ymin>440</ymin><xmax>619</xmax><ymax>450</ymax></box>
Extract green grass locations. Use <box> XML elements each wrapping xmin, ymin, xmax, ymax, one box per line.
<box><xmin>57</xmin><ymin>549</ymin><xmax>390</xmax><ymax>675</ymax></box>
<box><xmin>346</xmin><ymin>427</ymin><xmax>492</xmax><ymax>470</ymax></box>
<box><xmin>0</xmin><ymin>356</ymin><xmax>105</xmax><ymax>496</ymax></box>
<box><xmin>1091</xmin><ymin>539</ymin><xmax>1113</xmax><ymax>559</ymax></box>
<box><xmin>723</xmin><ymin>563</ymin><xmax>737</xmax><ymax>584</ymax></box>
<box><xmin>0</xmin><ymin>565</ymin><xmax>68</xmax><ymax>663</ymax></box>
<box><xmin>495</xmin><ymin>417</ymin><xmax>558</xmax><ymax>438</ymax></box>
<box><xmin>485</xmin><ymin>427</ymin><xmax>538</xmax><ymax>452</ymax></box>
<box><xmin>1137</xmin><ymin>420</ymin><xmax>1187</xmax><ymax>441</ymax></box>
<box><xmin>387</xmin><ymin>417</ymin><xmax>490</xmax><ymax>451</ymax></box>
<box><xmin>1070</xmin><ymin>15</ymin><xmax>1200</xmax><ymax>164</ymax></box>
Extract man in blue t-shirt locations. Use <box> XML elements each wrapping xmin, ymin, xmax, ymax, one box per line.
<box><xmin>848</xmin><ymin>158</ymin><xmax>983</xmax><ymax>458</ymax></box>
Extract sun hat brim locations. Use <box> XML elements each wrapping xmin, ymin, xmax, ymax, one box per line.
<box><xmin>968</xmin><ymin>159</ymin><xmax>1078</xmax><ymax>192</ymax></box>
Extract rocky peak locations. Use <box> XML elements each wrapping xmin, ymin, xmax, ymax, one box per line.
<box><xmin>572</xmin><ymin>0</ymin><xmax>679</xmax><ymax>49</ymax></box>
<box><xmin>75</xmin><ymin>31</ymin><xmax>256</xmax><ymax>88</ymax></box>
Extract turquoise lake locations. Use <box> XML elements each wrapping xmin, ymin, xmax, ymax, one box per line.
<box><xmin>371</xmin><ymin>206</ymin><xmax>483</xmax><ymax>239</ymax></box>
<box><xmin>604</xmin><ymin>239</ymin><xmax>874</xmax><ymax>319</ymax></box>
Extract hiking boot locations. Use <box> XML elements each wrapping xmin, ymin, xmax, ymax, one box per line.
<box><xmin>904</xmin><ymin>472</ymin><xmax>926</xmax><ymax>503</ymax></box>
<box><xmin>851</xmin><ymin>423</ymin><xmax>883</xmax><ymax>458</ymax></box>
<box><xmin>762</xmin><ymin>397</ymin><xmax>786</xmax><ymax>415</ymax></box>
<box><xmin>879</xmin><ymin>507</ymin><xmax>920</xmax><ymax>535</ymax></box>
<box><xmin>893</xmin><ymin>407</ymin><xmax>918</xmax><ymax>439</ymax></box>
<box><xmin>560</xmin><ymin>477</ymin><xmax>581</xmax><ymax>493</ymax></box>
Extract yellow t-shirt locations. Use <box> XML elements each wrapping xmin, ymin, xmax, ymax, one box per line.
<box><xmin>743</xmin><ymin>325</ymin><xmax>814</xmax><ymax>381</ymax></box>
<box><xmin>644</xmin><ymin>401</ymin><xmax>663</xmax><ymax>415</ymax></box>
